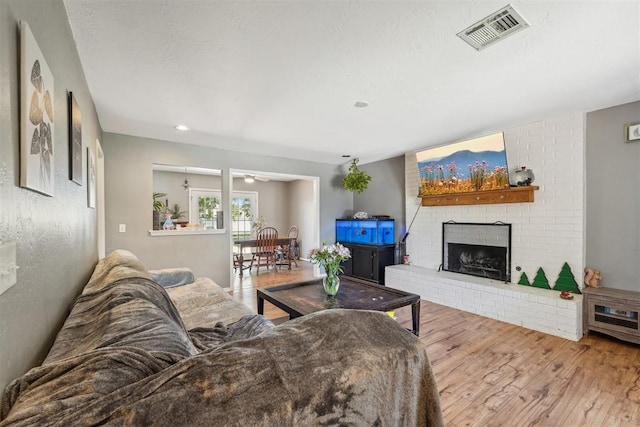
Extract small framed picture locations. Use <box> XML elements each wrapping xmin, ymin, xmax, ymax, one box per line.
<box><xmin>20</xmin><ymin>21</ymin><xmax>55</xmax><ymax>196</ymax></box>
<box><xmin>625</xmin><ymin>122</ymin><xmax>640</xmax><ymax>142</ymax></box>
<box><xmin>69</xmin><ymin>92</ymin><xmax>83</xmax><ymax>185</ymax></box>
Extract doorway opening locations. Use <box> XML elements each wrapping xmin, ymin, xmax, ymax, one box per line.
<box><xmin>228</xmin><ymin>168</ymin><xmax>320</xmax><ymax>281</ymax></box>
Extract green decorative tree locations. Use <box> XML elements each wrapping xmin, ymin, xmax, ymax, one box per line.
<box><xmin>531</xmin><ymin>268</ymin><xmax>551</xmax><ymax>289</ymax></box>
<box><xmin>517</xmin><ymin>272</ymin><xmax>531</xmax><ymax>286</ymax></box>
<box><xmin>554</xmin><ymin>262</ymin><xmax>582</xmax><ymax>294</ymax></box>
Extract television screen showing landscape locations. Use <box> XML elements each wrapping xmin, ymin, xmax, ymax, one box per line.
<box><xmin>416</xmin><ymin>132</ymin><xmax>509</xmax><ymax>196</ymax></box>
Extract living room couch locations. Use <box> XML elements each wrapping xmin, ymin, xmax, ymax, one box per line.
<box><xmin>0</xmin><ymin>250</ymin><xmax>442</xmax><ymax>426</ymax></box>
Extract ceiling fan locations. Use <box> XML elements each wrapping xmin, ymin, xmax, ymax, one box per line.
<box><xmin>244</xmin><ymin>174</ymin><xmax>270</xmax><ymax>183</ymax></box>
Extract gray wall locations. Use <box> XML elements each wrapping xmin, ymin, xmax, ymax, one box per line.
<box><xmin>586</xmin><ymin>101</ymin><xmax>640</xmax><ymax>291</ymax></box>
<box><xmin>289</xmin><ymin>179</ymin><xmax>316</xmax><ymax>259</ymax></box>
<box><xmin>155</xmin><ymin>171</ymin><xmax>295</xmax><ymax>232</ymax></box>
<box><xmin>103</xmin><ymin>132</ymin><xmax>352</xmax><ymax>286</ymax></box>
<box><xmin>353</xmin><ymin>156</ymin><xmax>406</xmax><ymax>243</ymax></box>
<box><xmin>0</xmin><ymin>0</ymin><xmax>102</xmax><ymax>392</ymax></box>
<box><xmin>154</xmin><ymin>171</ymin><xmax>221</xmax><ymax>223</ymax></box>
<box><xmin>232</xmin><ymin>178</ymin><xmax>291</xmax><ymax>234</ymax></box>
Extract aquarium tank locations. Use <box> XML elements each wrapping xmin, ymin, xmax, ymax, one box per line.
<box><xmin>336</xmin><ymin>218</ymin><xmax>395</xmax><ymax>245</ymax></box>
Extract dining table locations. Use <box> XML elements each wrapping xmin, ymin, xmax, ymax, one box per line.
<box><xmin>234</xmin><ymin>237</ymin><xmax>295</xmax><ymax>276</ymax></box>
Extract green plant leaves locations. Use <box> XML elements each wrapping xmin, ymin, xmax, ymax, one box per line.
<box><xmin>342</xmin><ymin>158</ymin><xmax>371</xmax><ymax>193</ymax></box>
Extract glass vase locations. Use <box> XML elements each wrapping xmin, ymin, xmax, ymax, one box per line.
<box><xmin>322</xmin><ymin>271</ymin><xmax>341</xmax><ymax>296</ymax></box>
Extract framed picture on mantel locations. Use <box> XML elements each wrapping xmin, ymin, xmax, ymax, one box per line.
<box><xmin>625</xmin><ymin>122</ymin><xmax>640</xmax><ymax>142</ymax></box>
<box><xmin>416</xmin><ymin>131</ymin><xmax>510</xmax><ymax>196</ymax></box>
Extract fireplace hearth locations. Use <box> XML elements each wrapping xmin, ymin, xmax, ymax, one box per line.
<box><xmin>442</xmin><ymin>222</ymin><xmax>511</xmax><ymax>282</ymax></box>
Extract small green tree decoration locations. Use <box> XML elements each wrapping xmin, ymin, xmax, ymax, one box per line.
<box><xmin>554</xmin><ymin>262</ymin><xmax>581</xmax><ymax>294</ymax></box>
<box><xmin>517</xmin><ymin>272</ymin><xmax>531</xmax><ymax>286</ymax></box>
<box><xmin>342</xmin><ymin>158</ymin><xmax>371</xmax><ymax>193</ymax></box>
<box><xmin>531</xmin><ymin>268</ymin><xmax>551</xmax><ymax>289</ymax></box>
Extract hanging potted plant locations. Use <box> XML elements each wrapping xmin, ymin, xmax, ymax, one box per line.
<box><xmin>342</xmin><ymin>158</ymin><xmax>371</xmax><ymax>193</ymax></box>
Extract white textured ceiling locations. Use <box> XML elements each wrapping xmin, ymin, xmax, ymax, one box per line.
<box><xmin>63</xmin><ymin>0</ymin><xmax>640</xmax><ymax>165</ymax></box>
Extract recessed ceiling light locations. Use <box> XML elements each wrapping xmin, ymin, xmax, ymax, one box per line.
<box><xmin>175</xmin><ymin>125</ymin><xmax>189</xmax><ymax>131</ymax></box>
<box><xmin>354</xmin><ymin>101</ymin><xmax>369</xmax><ymax>108</ymax></box>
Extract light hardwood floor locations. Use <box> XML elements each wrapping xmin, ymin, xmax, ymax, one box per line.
<box><xmin>231</xmin><ymin>262</ymin><xmax>640</xmax><ymax>426</ymax></box>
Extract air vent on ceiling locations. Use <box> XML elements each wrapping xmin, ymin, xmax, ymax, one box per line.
<box><xmin>457</xmin><ymin>4</ymin><xmax>529</xmax><ymax>51</ymax></box>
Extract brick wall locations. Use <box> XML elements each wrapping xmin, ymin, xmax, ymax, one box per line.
<box><xmin>392</xmin><ymin>112</ymin><xmax>585</xmax><ymax>340</ymax></box>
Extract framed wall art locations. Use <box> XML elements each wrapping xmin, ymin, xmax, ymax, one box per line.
<box><xmin>87</xmin><ymin>147</ymin><xmax>96</xmax><ymax>208</ymax></box>
<box><xmin>20</xmin><ymin>21</ymin><xmax>55</xmax><ymax>196</ymax></box>
<box><xmin>625</xmin><ymin>122</ymin><xmax>640</xmax><ymax>142</ymax></box>
<box><xmin>69</xmin><ymin>92</ymin><xmax>83</xmax><ymax>185</ymax></box>
<box><xmin>416</xmin><ymin>132</ymin><xmax>510</xmax><ymax>196</ymax></box>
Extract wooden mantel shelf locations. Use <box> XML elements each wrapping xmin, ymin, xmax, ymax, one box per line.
<box><xmin>420</xmin><ymin>186</ymin><xmax>539</xmax><ymax>207</ymax></box>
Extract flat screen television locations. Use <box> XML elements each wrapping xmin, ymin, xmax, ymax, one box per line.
<box><xmin>416</xmin><ymin>132</ymin><xmax>509</xmax><ymax>196</ymax></box>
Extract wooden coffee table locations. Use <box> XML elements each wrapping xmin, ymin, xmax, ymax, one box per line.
<box><xmin>257</xmin><ymin>277</ymin><xmax>421</xmax><ymax>335</ymax></box>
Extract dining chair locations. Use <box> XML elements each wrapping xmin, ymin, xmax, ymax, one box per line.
<box><xmin>284</xmin><ymin>225</ymin><xmax>299</xmax><ymax>268</ymax></box>
<box><xmin>253</xmin><ymin>227</ymin><xmax>279</xmax><ymax>274</ymax></box>
<box><xmin>233</xmin><ymin>252</ymin><xmax>253</xmax><ymax>273</ymax></box>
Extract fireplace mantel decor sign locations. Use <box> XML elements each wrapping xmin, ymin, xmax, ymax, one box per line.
<box><xmin>442</xmin><ymin>222</ymin><xmax>511</xmax><ymax>282</ymax></box>
<box><xmin>416</xmin><ymin>132</ymin><xmax>509</xmax><ymax>196</ymax></box>
<box><xmin>625</xmin><ymin>122</ymin><xmax>640</xmax><ymax>142</ymax></box>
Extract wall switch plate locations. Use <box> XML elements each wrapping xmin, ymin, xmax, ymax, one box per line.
<box><xmin>0</xmin><ymin>241</ymin><xmax>18</xmax><ymax>295</ymax></box>
<box><xmin>119</xmin><ymin>224</ymin><xmax>126</xmax><ymax>233</ymax></box>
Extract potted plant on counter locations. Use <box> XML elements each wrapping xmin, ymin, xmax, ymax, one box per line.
<box><xmin>167</xmin><ymin>203</ymin><xmax>188</xmax><ymax>227</ymax></box>
<box><xmin>153</xmin><ymin>192</ymin><xmax>167</xmax><ymax>230</ymax></box>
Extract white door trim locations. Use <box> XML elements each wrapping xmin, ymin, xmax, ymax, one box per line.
<box><xmin>96</xmin><ymin>138</ymin><xmax>106</xmax><ymax>259</ymax></box>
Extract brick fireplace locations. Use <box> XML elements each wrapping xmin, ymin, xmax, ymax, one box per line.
<box><xmin>389</xmin><ymin>112</ymin><xmax>585</xmax><ymax>341</ymax></box>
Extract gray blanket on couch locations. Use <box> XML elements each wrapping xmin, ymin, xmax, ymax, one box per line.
<box><xmin>0</xmin><ymin>251</ymin><xmax>443</xmax><ymax>426</ymax></box>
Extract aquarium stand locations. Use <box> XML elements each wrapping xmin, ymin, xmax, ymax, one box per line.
<box><xmin>335</xmin><ymin>218</ymin><xmax>396</xmax><ymax>285</ymax></box>
<box><xmin>340</xmin><ymin>243</ymin><xmax>395</xmax><ymax>285</ymax></box>
<box><xmin>420</xmin><ymin>186</ymin><xmax>539</xmax><ymax>207</ymax></box>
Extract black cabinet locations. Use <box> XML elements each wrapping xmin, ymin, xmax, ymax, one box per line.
<box><xmin>341</xmin><ymin>243</ymin><xmax>395</xmax><ymax>285</ymax></box>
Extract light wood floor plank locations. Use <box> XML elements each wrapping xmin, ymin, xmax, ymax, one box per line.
<box><xmin>229</xmin><ymin>262</ymin><xmax>640</xmax><ymax>426</ymax></box>
<box><xmin>569</xmin><ymin>388</ymin><xmax>615</xmax><ymax>427</ymax></box>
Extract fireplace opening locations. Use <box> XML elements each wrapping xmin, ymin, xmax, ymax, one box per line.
<box><xmin>447</xmin><ymin>243</ymin><xmax>507</xmax><ymax>280</ymax></box>
<box><xmin>442</xmin><ymin>222</ymin><xmax>511</xmax><ymax>282</ymax></box>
